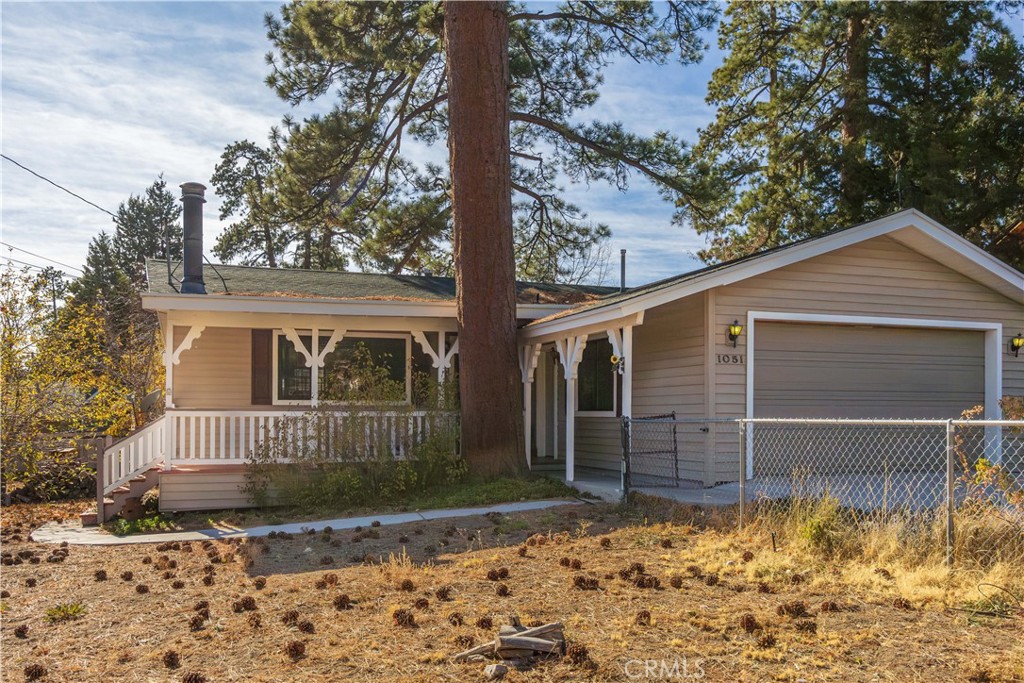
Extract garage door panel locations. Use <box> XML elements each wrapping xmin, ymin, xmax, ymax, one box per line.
<box><xmin>754</xmin><ymin>323</ymin><xmax>985</xmax><ymax>420</ymax></box>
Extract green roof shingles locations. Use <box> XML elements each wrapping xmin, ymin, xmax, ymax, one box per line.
<box><xmin>145</xmin><ymin>260</ymin><xmax>618</xmax><ymax>304</ymax></box>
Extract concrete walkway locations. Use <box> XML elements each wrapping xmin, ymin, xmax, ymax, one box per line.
<box><xmin>29</xmin><ymin>499</ymin><xmax>578</xmax><ymax>546</ymax></box>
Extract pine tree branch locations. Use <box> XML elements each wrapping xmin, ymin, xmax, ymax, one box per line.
<box><xmin>510</xmin><ymin>111</ymin><xmax>684</xmax><ymax>193</ymax></box>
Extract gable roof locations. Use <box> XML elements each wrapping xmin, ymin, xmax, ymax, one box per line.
<box><xmin>144</xmin><ymin>260</ymin><xmax>617</xmax><ymax>305</ymax></box>
<box><xmin>523</xmin><ymin>209</ymin><xmax>1024</xmax><ymax>337</ymax></box>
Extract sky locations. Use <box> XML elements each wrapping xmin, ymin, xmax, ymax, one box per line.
<box><xmin>4</xmin><ymin>3</ymin><xmax>722</xmax><ymax>286</ymax></box>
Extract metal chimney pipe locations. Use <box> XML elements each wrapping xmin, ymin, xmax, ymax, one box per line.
<box><xmin>179</xmin><ymin>182</ymin><xmax>207</xmax><ymax>295</ymax></box>
<box><xmin>619</xmin><ymin>248</ymin><xmax>626</xmax><ymax>293</ymax></box>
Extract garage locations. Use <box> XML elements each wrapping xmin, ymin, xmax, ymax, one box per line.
<box><xmin>753</xmin><ymin>321</ymin><xmax>986</xmax><ymax>419</ymax></box>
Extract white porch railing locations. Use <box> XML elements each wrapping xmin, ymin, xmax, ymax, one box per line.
<box><xmin>101</xmin><ymin>417</ymin><xmax>167</xmax><ymax>495</ymax></box>
<box><xmin>165</xmin><ymin>409</ymin><xmax>453</xmax><ymax>467</ymax></box>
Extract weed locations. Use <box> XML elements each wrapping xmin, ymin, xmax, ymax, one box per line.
<box><xmin>45</xmin><ymin>602</ymin><xmax>86</xmax><ymax>623</ymax></box>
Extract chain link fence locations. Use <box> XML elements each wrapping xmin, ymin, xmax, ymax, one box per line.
<box><xmin>623</xmin><ymin>416</ymin><xmax>1024</xmax><ymax>567</ymax></box>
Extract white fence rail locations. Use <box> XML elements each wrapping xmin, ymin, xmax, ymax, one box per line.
<box><xmin>101</xmin><ymin>418</ymin><xmax>166</xmax><ymax>495</ymax></box>
<box><xmin>165</xmin><ymin>409</ymin><xmax>451</xmax><ymax>466</ymax></box>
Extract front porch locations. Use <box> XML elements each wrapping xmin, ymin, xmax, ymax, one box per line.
<box><xmin>95</xmin><ymin>408</ymin><xmax>458</xmax><ymax>516</ymax></box>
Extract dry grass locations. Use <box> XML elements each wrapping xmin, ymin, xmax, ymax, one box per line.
<box><xmin>1</xmin><ymin>500</ymin><xmax>1022</xmax><ymax>682</ymax></box>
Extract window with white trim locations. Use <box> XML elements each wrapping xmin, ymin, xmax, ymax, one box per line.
<box><xmin>577</xmin><ymin>337</ymin><xmax>616</xmax><ymax>414</ymax></box>
<box><xmin>274</xmin><ymin>332</ymin><xmax>409</xmax><ymax>404</ymax></box>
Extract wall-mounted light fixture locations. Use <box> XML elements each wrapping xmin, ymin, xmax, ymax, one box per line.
<box><xmin>1011</xmin><ymin>332</ymin><xmax>1024</xmax><ymax>357</ymax></box>
<box><xmin>728</xmin><ymin>321</ymin><xmax>743</xmax><ymax>348</ymax></box>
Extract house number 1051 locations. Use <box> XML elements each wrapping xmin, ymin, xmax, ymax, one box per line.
<box><xmin>716</xmin><ymin>354</ymin><xmax>744</xmax><ymax>364</ymax></box>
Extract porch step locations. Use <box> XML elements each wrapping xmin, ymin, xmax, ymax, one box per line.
<box><xmin>530</xmin><ymin>459</ymin><xmax>564</xmax><ymax>473</ymax></box>
<box><xmin>82</xmin><ymin>466</ymin><xmax>161</xmax><ymax>526</ymax></box>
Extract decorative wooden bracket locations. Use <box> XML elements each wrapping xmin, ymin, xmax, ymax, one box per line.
<box><xmin>413</xmin><ymin>331</ymin><xmax>459</xmax><ymax>369</ymax></box>
<box><xmin>605</xmin><ymin>328</ymin><xmax>623</xmax><ymax>359</ymax></box>
<box><xmin>317</xmin><ymin>329</ymin><xmax>346</xmax><ymax>366</ymax></box>
<box><xmin>412</xmin><ymin>331</ymin><xmax>443</xmax><ymax>368</ymax></box>
<box><xmin>554</xmin><ymin>334</ymin><xmax>588</xmax><ymax>380</ymax></box>
<box><xmin>519</xmin><ymin>343</ymin><xmax>543</xmax><ymax>383</ymax></box>
<box><xmin>171</xmin><ymin>325</ymin><xmax>206</xmax><ymax>365</ymax></box>
<box><xmin>443</xmin><ymin>338</ymin><xmax>459</xmax><ymax>367</ymax></box>
<box><xmin>282</xmin><ymin>328</ymin><xmax>315</xmax><ymax>368</ymax></box>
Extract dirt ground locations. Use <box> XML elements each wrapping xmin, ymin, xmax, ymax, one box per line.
<box><xmin>1</xmin><ymin>499</ymin><xmax>1021</xmax><ymax>682</ymax></box>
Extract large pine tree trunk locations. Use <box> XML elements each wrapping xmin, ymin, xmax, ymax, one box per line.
<box><xmin>839</xmin><ymin>4</ymin><xmax>870</xmax><ymax>222</ymax></box>
<box><xmin>444</xmin><ymin>1</ymin><xmax>524</xmax><ymax>478</ymax></box>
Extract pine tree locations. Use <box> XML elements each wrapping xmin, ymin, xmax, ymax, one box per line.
<box><xmin>210</xmin><ymin>141</ymin><xmax>291</xmax><ymax>267</ymax></box>
<box><xmin>693</xmin><ymin>1</ymin><xmax>1024</xmax><ymax>268</ymax></box>
<box><xmin>256</xmin><ymin>0</ymin><xmax>721</xmax><ymax>474</ymax></box>
<box><xmin>71</xmin><ymin>232</ymin><xmax>132</xmax><ymax>307</ymax></box>
<box><xmin>111</xmin><ymin>176</ymin><xmax>182</xmax><ymax>280</ymax></box>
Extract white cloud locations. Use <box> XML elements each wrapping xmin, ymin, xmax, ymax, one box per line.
<box><xmin>2</xmin><ymin>2</ymin><xmax>718</xmax><ymax>286</ymax></box>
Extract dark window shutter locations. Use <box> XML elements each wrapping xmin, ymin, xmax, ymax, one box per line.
<box><xmin>251</xmin><ymin>329</ymin><xmax>273</xmax><ymax>405</ymax></box>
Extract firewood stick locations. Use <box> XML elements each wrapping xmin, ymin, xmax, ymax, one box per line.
<box><xmin>453</xmin><ymin>622</ymin><xmax>564</xmax><ymax>661</ymax></box>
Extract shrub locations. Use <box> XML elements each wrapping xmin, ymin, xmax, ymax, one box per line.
<box><xmin>14</xmin><ymin>451</ymin><xmax>95</xmax><ymax>502</ymax></box>
<box><xmin>242</xmin><ymin>361</ymin><xmax>463</xmax><ymax>509</ymax></box>
<box><xmin>799</xmin><ymin>495</ymin><xmax>846</xmax><ymax>555</ymax></box>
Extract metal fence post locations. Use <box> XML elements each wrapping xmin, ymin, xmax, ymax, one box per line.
<box><xmin>621</xmin><ymin>417</ymin><xmax>631</xmax><ymax>499</ymax></box>
<box><xmin>738</xmin><ymin>420</ymin><xmax>746</xmax><ymax>530</ymax></box>
<box><xmin>945</xmin><ymin>420</ymin><xmax>955</xmax><ymax>567</ymax></box>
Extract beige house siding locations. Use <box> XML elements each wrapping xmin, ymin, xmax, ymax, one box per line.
<box><xmin>713</xmin><ymin>235</ymin><xmax>1024</xmax><ymax>419</ymax></box>
<box><xmin>158</xmin><ymin>470</ymin><xmax>253</xmax><ymax>511</ymax></box>
<box><xmin>579</xmin><ymin>294</ymin><xmax>707</xmax><ymax>480</ymax></box>
<box><xmin>631</xmin><ymin>294</ymin><xmax>705</xmax><ymax>417</ymax></box>
<box><xmin>172</xmin><ymin>326</ymin><xmax>252</xmax><ymax>408</ymax></box>
<box><xmin>575</xmin><ymin>416</ymin><xmax>620</xmax><ymax>471</ymax></box>
<box><xmin>613</xmin><ymin>234</ymin><xmax>1023</xmax><ymax>484</ymax></box>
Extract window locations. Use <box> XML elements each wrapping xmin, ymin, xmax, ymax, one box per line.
<box><xmin>274</xmin><ymin>333</ymin><xmax>409</xmax><ymax>403</ymax></box>
<box><xmin>577</xmin><ymin>337</ymin><xmax>616</xmax><ymax>413</ymax></box>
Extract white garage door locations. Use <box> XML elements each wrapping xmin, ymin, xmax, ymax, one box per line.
<box><xmin>754</xmin><ymin>322</ymin><xmax>985</xmax><ymax>419</ymax></box>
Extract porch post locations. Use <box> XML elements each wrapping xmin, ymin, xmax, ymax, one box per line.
<box><xmin>520</xmin><ymin>343</ymin><xmax>542</xmax><ymax>469</ymax></box>
<box><xmin>165</xmin><ymin>323</ymin><xmax>174</xmax><ymax>409</ymax></box>
<box><xmin>535</xmin><ymin>350</ymin><xmax>548</xmax><ymax>458</ymax></box>
<box><xmin>437</xmin><ymin>331</ymin><xmax>447</xmax><ymax>385</ymax></box>
<box><xmin>565</xmin><ymin>375</ymin><xmax>577</xmax><ymax>482</ymax></box>
<box><xmin>555</xmin><ymin>335</ymin><xmax>588</xmax><ymax>483</ymax></box>
<box><xmin>310</xmin><ymin>330</ymin><xmax>320</xmax><ymax>407</ymax></box>
<box><xmin>523</xmin><ymin>380</ymin><xmax>532</xmax><ymax>469</ymax></box>
<box><xmin>621</xmin><ymin>326</ymin><xmax>633</xmax><ymax>418</ymax></box>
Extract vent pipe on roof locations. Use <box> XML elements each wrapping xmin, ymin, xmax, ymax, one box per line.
<box><xmin>619</xmin><ymin>249</ymin><xmax>626</xmax><ymax>293</ymax></box>
<box><xmin>180</xmin><ymin>182</ymin><xmax>207</xmax><ymax>295</ymax></box>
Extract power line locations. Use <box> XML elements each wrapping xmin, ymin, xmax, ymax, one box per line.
<box><xmin>2</xmin><ymin>255</ymin><xmax>79</xmax><ymax>279</ymax></box>
<box><xmin>0</xmin><ymin>242</ymin><xmax>84</xmax><ymax>273</ymax></box>
<box><xmin>1</xmin><ymin>154</ymin><xmax>116</xmax><ymax>218</ymax></box>
<box><xmin>1</xmin><ymin>255</ymin><xmax>78</xmax><ymax>278</ymax></box>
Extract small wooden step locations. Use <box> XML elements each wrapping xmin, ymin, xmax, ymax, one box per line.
<box><xmin>79</xmin><ymin>510</ymin><xmax>98</xmax><ymax>526</ymax></box>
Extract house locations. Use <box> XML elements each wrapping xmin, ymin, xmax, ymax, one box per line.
<box><xmin>93</xmin><ymin>182</ymin><xmax>1024</xmax><ymax>519</ymax></box>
